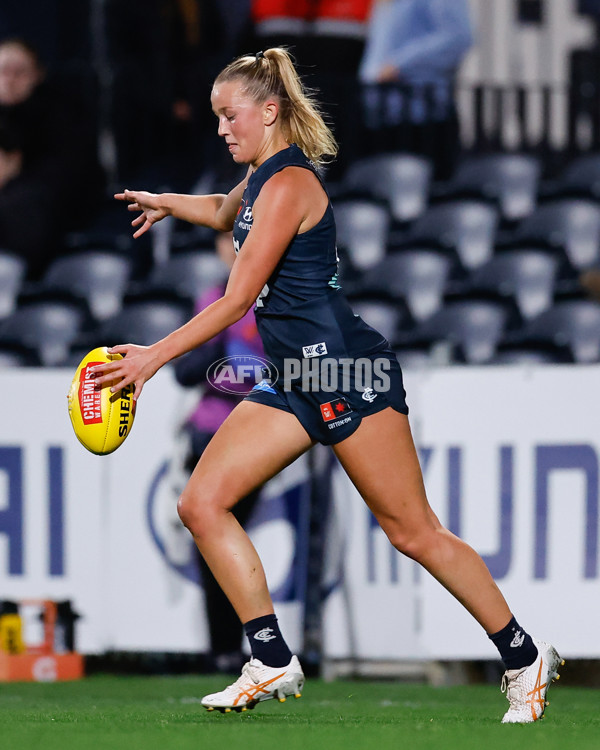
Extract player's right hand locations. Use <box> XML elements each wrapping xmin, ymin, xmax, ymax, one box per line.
<box><xmin>115</xmin><ymin>189</ymin><xmax>169</xmax><ymax>238</ymax></box>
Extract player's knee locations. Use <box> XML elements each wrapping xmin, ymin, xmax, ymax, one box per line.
<box><xmin>387</xmin><ymin>528</ymin><xmax>432</xmax><ymax>563</ymax></box>
<box><xmin>177</xmin><ymin>490</ymin><xmax>196</xmax><ymax>531</ymax></box>
<box><xmin>177</xmin><ymin>489</ymin><xmax>213</xmax><ymax>534</ymax></box>
<box><xmin>177</xmin><ymin>482</ymin><xmax>231</xmax><ymax>537</ymax></box>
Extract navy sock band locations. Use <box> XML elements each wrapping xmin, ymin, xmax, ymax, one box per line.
<box><xmin>243</xmin><ymin>614</ymin><xmax>292</xmax><ymax>668</ymax></box>
<box><xmin>488</xmin><ymin>616</ymin><xmax>538</xmax><ymax>670</ymax></box>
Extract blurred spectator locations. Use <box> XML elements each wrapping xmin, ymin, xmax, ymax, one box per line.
<box><xmin>106</xmin><ymin>0</ymin><xmax>229</xmax><ymax>185</ymax></box>
<box><xmin>249</xmin><ymin>1</ymin><xmax>374</xmax><ymax>175</ymax></box>
<box><xmin>0</xmin><ymin>37</ymin><xmax>103</xmax><ymax>277</ymax></box>
<box><xmin>174</xmin><ymin>232</ymin><xmax>263</xmax><ymax>673</ymax></box>
<box><xmin>0</xmin><ymin>122</ymin><xmax>20</xmax><ymax>185</ymax></box>
<box><xmin>359</xmin><ymin>0</ymin><xmax>473</xmax><ymax>178</ymax></box>
<box><xmin>250</xmin><ymin>0</ymin><xmax>372</xmax><ymax>71</ymax></box>
<box><xmin>0</xmin><ymin>0</ymin><xmax>93</xmax><ymax>67</ymax></box>
<box><xmin>0</xmin><ymin>38</ymin><xmax>44</xmax><ymax>108</ymax></box>
<box><xmin>217</xmin><ymin>0</ymin><xmax>253</xmax><ymax>56</ymax></box>
<box><xmin>0</xmin><ymin>119</ymin><xmax>55</xmax><ymax>275</ymax></box>
<box><xmin>0</xmin><ymin>1</ymin><xmax>60</xmax><ymax>64</ymax></box>
<box><xmin>580</xmin><ymin>268</ymin><xmax>600</xmax><ymax>300</ymax></box>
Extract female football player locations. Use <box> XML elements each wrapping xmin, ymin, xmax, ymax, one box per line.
<box><xmin>91</xmin><ymin>48</ymin><xmax>561</xmax><ymax>722</ymax></box>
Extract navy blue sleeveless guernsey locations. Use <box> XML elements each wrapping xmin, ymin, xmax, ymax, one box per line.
<box><xmin>232</xmin><ymin>144</ymin><xmax>388</xmax><ymax>375</ymax></box>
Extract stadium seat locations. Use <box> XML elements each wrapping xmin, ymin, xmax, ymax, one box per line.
<box><xmin>410</xmin><ymin>295</ymin><xmax>514</xmax><ymax>364</ymax></box>
<box><xmin>513</xmin><ymin>199</ymin><xmax>600</xmax><ymax>270</ymax></box>
<box><xmin>333</xmin><ymin>198</ymin><xmax>390</xmax><ymax>270</ymax></box>
<box><xmin>342</xmin><ymin>152</ymin><xmax>432</xmax><ymax>223</ymax></box>
<box><xmin>0</xmin><ymin>342</ymin><xmax>39</xmax><ymax>368</ymax></box>
<box><xmin>469</xmin><ymin>248</ymin><xmax>560</xmax><ymax>320</ymax></box>
<box><xmin>394</xmin><ymin>340</ymin><xmax>463</xmax><ymax>367</ymax></box>
<box><xmin>393</xmin><ymin>343</ymin><xmax>440</xmax><ymax>369</ymax></box>
<box><xmin>489</xmin><ymin>341</ymin><xmax>573</xmax><ymax>365</ymax></box>
<box><xmin>557</xmin><ymin>153</ymin><xmax>600</xmax><ymax>198</ymax></box>
<box><xmin>0</xmin><ymin>251</ymin><xmax>26</xmax><ymax>320</ymax></box>
<box><xmin>42</xmin><ymin>251</ymin><xmax>133</xmax><ymax>321</ymax></box>
<box><xmin>360</xmin><ymin>248</ymin><xmax>456</xmax><ymax>321</ymax></box>
<box><xmin>406</xmin><ymin>200</ymin><xmax>500</xmax><ymax>270</ymax></box>
<box><xmin>100</xmin><ymin>294</ymin><xmax>193</xmax><ymax>348</ymax></box>
<box><xmin>348</xmin><ymin>297</ymin><xmax>411</xmax><ymax>344</ymax></box>
<box><xmin>0</xmin><ymin>293</ymin><xmax>90</xmax><ymax>366</ymax></box>
<box><xmin>447</xmin><ymin>153</ymin><xmax>541</xmax><ymax>221</ymax></box>
<box><xmin>145</xmin><ymin>251</ymin><xmax>229</xmax><ymax>301</ymax></box>
<box><xmin>520</xmin><ymin>299</ymin><xmax>600</xmax><ymax>363</ymax></box>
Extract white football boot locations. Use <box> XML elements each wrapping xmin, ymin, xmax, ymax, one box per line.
<box><xmin>500</xmin><ymin>638</ymin><xmax>564</xmax><ymax>723</ymax></box>
<box><xmin>201</xmin><ymin>655</ymin><xmax>304</xmax><ymax>713</ymax></box>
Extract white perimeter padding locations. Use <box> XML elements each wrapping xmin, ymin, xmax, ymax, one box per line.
<box><xmin>1</xmin><ymin>365</ymin><xmax>598</xmax><ymax>659</ymax></box>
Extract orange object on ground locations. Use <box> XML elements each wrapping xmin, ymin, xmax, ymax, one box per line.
<box><xmin>0</xmin><ymin>600</ymin><xmax>84</xmax><ymax>682</ymax></box>
<box><xmin>0</xmin><ymin>652</ymin><xmax>84</xmax><ymax>682</ymax></box>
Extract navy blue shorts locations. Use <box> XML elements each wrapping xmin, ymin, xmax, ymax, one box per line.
<box><xmin>244</xmin><ymin>349</ymin><xmax>409</xmax><ymax>445</ymax></box>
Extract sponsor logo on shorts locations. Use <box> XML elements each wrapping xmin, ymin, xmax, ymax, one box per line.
<box><xmin>207</xmin><ymin>355</ymin><xmax>279</xmax><ymax>395</ymax></box>
<box><xmin>78</xmin><ymin>362</ymin><xmax>103</xmax><ymax>424</ymax></box>
<box><xmin>302</xmin><ymin>342</ymin><xmax>328</xmax><ymax>358</ymax></box>
<box><xmin>327</xmin><ymin>416</ymin><xmax>352</xmax><ymax>430</ymax></box>
<box><xmin>320</xmin><ymin>397</ymin><xmax>352</xmax><ymax>422</ymax></box>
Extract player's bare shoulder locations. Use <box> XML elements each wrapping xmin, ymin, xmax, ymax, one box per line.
<box><xmin>256</xmin><ymin>166</ymin><xmax>327</xmax><ymax>231</ymax></box>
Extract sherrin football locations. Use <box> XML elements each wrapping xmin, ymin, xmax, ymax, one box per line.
<box><xmin>67</xmin><ymin>346</ymin><xmax>136</xmax><ymax>455</ymax></box>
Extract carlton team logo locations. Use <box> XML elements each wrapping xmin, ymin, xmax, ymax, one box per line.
<box><xmin>302</xmin><ymin>341</ymin><xmax>328</xmax><ymax>358</ymax></box>
<box><xmin>320</xmin><ymin>397</ymin><xmax>352</xmax><ymax>422</ymax></box>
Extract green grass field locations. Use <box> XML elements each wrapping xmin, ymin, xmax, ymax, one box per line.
<box><xmin>0</xmin><ymin>675</ymin><xmax>598</xmax><ymax>750</ymax></box>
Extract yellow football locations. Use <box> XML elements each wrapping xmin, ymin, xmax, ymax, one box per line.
<box><xmin>67</xmin><ymin>346</ymin><xmax>136</xmax><ymax>455</ymax></box>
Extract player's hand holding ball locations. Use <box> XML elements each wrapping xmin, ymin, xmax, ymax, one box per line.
<box><xmin>89</xmin><ymin>342</ymin><xmax>161</xmax><ymax>401</ymax></box>
<box><xmin>67</xmin><ymin>343</ymin><xmax>161</xmax><ymax>455</ymax></box>
<box><xmin>67</xmin><ymin>346</ymin><xmax>136</xmax><ymax>455</ymax></box>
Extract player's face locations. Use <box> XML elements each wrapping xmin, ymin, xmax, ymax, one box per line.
<box><xmin>211</xmin><ymin>81</ymin><xmax>269</xmax><ymax>165</ymax></box>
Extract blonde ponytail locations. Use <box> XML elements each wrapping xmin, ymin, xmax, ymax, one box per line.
<box><xmin>214</xmin><ymin>48</ymin><xmax>338</xmax><ymax>165</ymax></box>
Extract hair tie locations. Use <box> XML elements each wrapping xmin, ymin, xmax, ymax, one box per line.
<box><xmin>255</xmin><ymin>50</ymin><xmax>265</xmax><ymax>61</ymax></box>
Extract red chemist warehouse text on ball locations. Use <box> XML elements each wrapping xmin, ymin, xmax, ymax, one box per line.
<box><xmin>78</xmin><ymin>362</ymin><xmax>103</xmax><ymax>425</ymax></box>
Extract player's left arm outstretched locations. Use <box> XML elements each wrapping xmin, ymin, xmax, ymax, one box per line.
<box><xmin>91</xmin><ymin>170</ymin><xmax>310</xmax><ymax>400</ymax></box>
